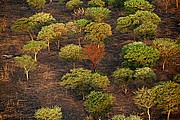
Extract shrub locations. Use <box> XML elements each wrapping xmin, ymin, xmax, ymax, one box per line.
<box><xmin>83</xmin><ymin>44</ymin><xmax>106</xmax><ymax>71</ymax></box>
<box><xmin>173</xmin><ymin>74</ymin><xmax>180</xmax><ymax>83</ymax></box>
<box><xmin>66</xmin><ymin>0</ymin><xmax>83</xmax><ymax>10</ymax></box>
<box><xmin>112</xmin><ymin>114</ymin><xmax>142</xmax><ymax>120</ymax></box>
<box><xmin>84</xmin><ymin>91</ymin><xmax>114</xmax><ymax>119</ymax></box>
<box><xmin>85</xmin><ymin>7</ymin><xmax>111</xmax><ymax>22</ymax></box>
<box><xmin>34</xmin><ymin>106</ymin><xmax>62</xmax><ymax>120</ymax></box>
<box><xmin>23</xmin><ymin>40</ymin><xmax>47</xmax><ymax>61</ymax></box>
<box><xmin>153</xmin><ymin>38</ymin><xmax>180</xmax><ymax>71</ymax></box>
<box><xmin>121</xmin><ymin>42</ymin><xmax>160</xmax><ymax>69</ymax></box>
<box><xmin>26</xmin><ymin>0</ymin><xmax>46</xmax><ymax>11</ymax></box>
<box><xmin>59</xmin><ymin>44</ymin><xmax>83</xmax><ymax>68</ymax></box>
<box><xmin>134</xmin><ymin>87</ymin><xmax>156</xmax><ymax>120</ymax></box>
<box><xmin>134</xmin><ymin>67</ymin><xmax>157</xmax><ymax>81</ymax></box>
<box><xmin>60</xmin><ymin>68</ymin><xmax>110</xmax><ymax>99</ymax></box>
<box><xmin>15</xmin><ymin>55</ymin><xmax>36</xmax><ymax>81</ymax></box>
<box><xmin>112</xmin><ymin>68</ymin><xmax>134</xmax><ymax>84</ymax></box>
<box><xmin>85</xmin><ymin>22</ymin><xmax>112</xmax><ymax>44</ymax></box>
<box><xmin>88</xmin><ymin>0</ymin><xmax>105</xmax><ymax>7</ymax></box>
<box><xmin>124</xmin><ymin>0</ymin><xmax>154</xmax><ymax>14</ymax></box>
<box><xmin>116</xmin><ymin>10</ymin><xmax>161</xmax><ymax>40</ymax></box>
<box><xmin>152</xmin><ymin>81</ymin><xmax>180</xmax><ymax>120</ymax></box>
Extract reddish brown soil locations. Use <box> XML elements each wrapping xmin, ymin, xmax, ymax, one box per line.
<box><xmin>0</xmin><ymin>0</ymin><xmax>180</xmax><ymax>120</ymax></box>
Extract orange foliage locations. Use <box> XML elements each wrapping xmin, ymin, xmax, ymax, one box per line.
<box><xmin>83</xmin><ymin>44</ymin><xmax>105</xmax><ymax>71</ymax></box>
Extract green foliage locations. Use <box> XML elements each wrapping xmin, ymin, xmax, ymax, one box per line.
<box><xmin>11</xmin><ymin>17</ymin><xmax>30</xmax><ymax>32</ymax></box>
<box><xmin>124</xmin><ymin>0</ymin><xmax>154</xmax><ymax>14</ymax></box>
<box><xmin>153</xmin><ymin>38</ymin><xmax>180</xmax><ymax>71</ymax></box>
<box><xmin>34</xmin><ymin>106</ymin><xmax>62</xmax><ymax>120</ymax></box>
<box><xmin>85</xmin><ymin>7</ymin><xmax>111</xmax><ymax>22</ymax></box>
<box><xmin>112</xmin><ymin>68</ymin><xmax>134</xmax><ymax>84</ymax></box>
<box><xmin>60</xmin><ymin>68</ymin><xmax>110</xmax><ymax>99</ymax></box>
<box><xmin>116</xmin><ymin>10</ymin><xmax>161</xmax><ymax>40</ymax></box>
<box><xmin>134</xmin><ymin>87</ymin><xmax>156</xmax><ymax>120</ymax></box>
<box><xmin>152</xmin><ymin>81</ymin><xmax>180</xmax><ymax>120</ymax></box>
<box><xmin>121</xmin><ymin>42</ymin><xmax>160</xmax><ymax>69</ymax></box>
<box><xmin>134</xmin><ymin>67</ymin><xmax>157</xmax><ymax>81</ymax></box>
<box><xmin>26</xmin><ymin>0</ymin><xmax>46</xmax><ymax>11</ymax></box>
<box><xmin>88</xmin><ymin>0</ymin><xmax>105</xmax><ymax>7</ymax></box>
<box><xmin>85</xmin><ymin>22</ymin><xmax>112</xmax><ymax>44</ymax></box>
<box><xmin>23</xmin><ymin>40</ymin><xmax>47</xmax><ymax>61</ymax></box>
<box><xmin>15</xmin><ymin>55</ymin><xmax>36</xmax><ymax>81</ymax></box>
<box><xmin>173</xmin><ymin>74</ymin><xmax>180</xmax><ymax>83</ymax></box>
<box><xmin>66</xmin><ymin>0</ymin><xmax>83</xmax><ymax>10</ymax></box>
<box><xmin>112</xmin><ymin>114</ymin><xmax>142</xmax><ymax>120</ymax></box>
<box><xmin>84</xmin><ymin>91</ymin><xmax>114</xmax><ymax>119</ymax></box>
<box><xmin>59</xmin><ymin>44</ymin><xmax>83</xmax><ymax>62</ymax></box>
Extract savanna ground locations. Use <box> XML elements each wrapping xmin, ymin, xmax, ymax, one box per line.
<box><xmin>0</xmin><ymin>0</ymin><xmax>180</xmax><ymax>120</ymax></box>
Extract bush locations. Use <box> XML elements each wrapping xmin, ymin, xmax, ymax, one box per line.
<box><xmin>124</xmin><ymin>0</ymin><xmax>154</xmax><ymax>14</ymax></box>
<box><xmin>112</xmin><ymin>68</ymin><xmax>134</xmax><ymax>84</ymax></box>
<box><xmin>112</xmin><ymin>114</ymin><xmax>142</xmax><ymax>120</ymax></box>
<box><xmin>152</xmin><ymin>81</ymin><xmax>180</xmax><ymax>120</ymax></box>
<box><xmin>34</xmin><ymin>106</ymin><xmax>62</xmax><ymax>120</ymax></box>
<box><xmin>173</xmin><ymin>74</ymin><xmax>180</xmax><ymax>83</ymax></box>
<box><xmin>88</xmin><ymin>0</ymin><xmax>105</xmax><ymax>7</ymax></box>
<box><xmin>66</xmin><ymin>0</ymin><xmax>83</xmax><ymax>10</ymax></box>
<box><xmin>153</xmin><ymin>38</ymin><xmax>180</xmax><ymax>71</ymax></box>
<box><xmin>134</xmin><ymin>67</ymin><xmax>157</xmax><ymax>81</ymax></box>
<box><xmin>26</xmin><ymin>0</ymin><xmax>46</xmax><ymax>11</ymax></box>
<box><xmin>84</xmin><ymin>91</ymin><xmax>114</xmax><ymax>119</ymax></box>
<box><xmin>121</xmin><ymin>42</ymin><xmax>160</xmax><ymax>69</ymax></box>
<box><xmin>116</xmin><ymin>10</ymin><xmax>161</xmax><ymax>40</ymax></box>
<box><xmin>85</xmin><ymin>22</ymin><xmax>112</xmax><ymax>44</ymax></box>
<box><xmin>60</xmin><ymin>68</ymin><xmax>110</xmax><ymax>99</ymax></box>
<box><xmin>85</xmin><ymin>7</ymin><xmax>111</xmax><ymax>22</ymax></box>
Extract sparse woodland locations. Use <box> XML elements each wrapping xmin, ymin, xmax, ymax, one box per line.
<box><xmin>0</xmin><ymin>0</ymin><xmax>180</xmax><ymax>120</ymax></box>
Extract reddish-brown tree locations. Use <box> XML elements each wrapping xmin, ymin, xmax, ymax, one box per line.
<box><xmin>83</xmin><ymin>44</ymin><xmax>105</xmax><ymax>72</ymax></box>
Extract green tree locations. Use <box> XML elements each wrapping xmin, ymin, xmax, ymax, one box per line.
<box><xmin>116</xmin><ymin>10</ymin><xmax>161</xmax><ymax>40</ymax></box>
<box><xmin>120</xmin><ymin>42</ymin><xmax>160</xmax><ymax>69</ymax></box>
<box><xmin>85</xmin><ymin>22</ymin><xmax>112</xmax><ymax>44</ymax></box>
<box><xmin>35</xmin><ymin>106</ymin><xmax>62</xmax><ymax>120</ymax></box>
<box><xmin>23</xmin><ymin>40</ymin><xmax>47</xmax><ymax>61</ymax></box>
<box><xmin>88</xmin><ymin>0</ymin><xmax>105</xmax><ymax>7</ymax></box>
<box><xmin>66</xmin><ymin>0</ymin><xmax>83</xmax><ymax>10</ymax></box>
<box><xmin>85</xmin><ymin>7</ymin><xmax>111</xmax><ymax>22</ymax></box>
<box><xmin>112</xmin><ymin>114</ymin><xmax>142</xmax><ymax>120</ymax></box>
<box><xmin>134</xmin><ymin>87</ymin><xmax>157</xmax><ymax>120</ymax></box>
<box><xmin>59</xmin><ymin>44</ymin><xmax>83</xmax><ymax>68</ymax></box>
<box><xmin>153</xmin><ymin>38</ymin><xmax>180</xmax><ymax>71</ymax></box>
<box><xmin>26</xmin><ymin>0</ymin><xmax>46</xmax><ymax>11</ymax></box>
<box><xmin>15</xmin><ymin>55</ymin><xmax>36</xmax><ymax>81</ymax></box>
<box><xmin>124</xmin><ymin>0</ymin><xmax>154</xmax><ymax>14</ymax></box>
<box><xmin>152</xmin><ymin>81</ymin><xmax>180</xmax><ymax>120</ymax></box>
<box><xmin>84</xmin><ymin>91</ymin><xmax>114</xmax><ymax>119</ymax></box>
<box><xmin>60</xmin><ymin>68</ymin><xmax>110</xmax><ymax>99</ymax></box>
<box><xmin>112</xmin><ymin>68</ymin><xmax>134</xmax><ymax>94</ymax></box>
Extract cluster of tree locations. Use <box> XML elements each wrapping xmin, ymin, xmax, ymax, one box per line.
<box><xmin>9</xmin><ymin>0</ymin><xmax>180</xmax><ymax>120</ymax></box>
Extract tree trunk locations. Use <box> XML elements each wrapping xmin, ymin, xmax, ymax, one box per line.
<box><xmin>48</xmin><ymin>41</ymin><xmax>50</xmax><ymax>52</ymax></box>
<box><xmin>167</xmin><ymin>110</ymin><xmax>171</xmax><ymax>120</ymax></box>
<box><xmin>176</xmin><ymin>0</ymin><xmax>179</xmax><ymax>8</ymax></box>
<box><xmin>34</xmin><ymin>52</ymin><xmax>37</xmax><ymax>61</ymax></box>
<box><xmin>162</xmin><ymin>59</ymin><xmax>167</xmax><ymax>71</ymax></box>
<box><xmin>25</xmin><ymin>71</ymin><xmax>29</xmax><ymax>81</ymax></box>
<box><xmin>147</xmin><ymin>108</ymin><xmax>151</xmax><ymax>120</ymax></box>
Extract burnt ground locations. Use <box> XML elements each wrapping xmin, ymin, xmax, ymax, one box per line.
<box><xmin>0</xmin><ymin>0</ymin><xmax>180</xmax><ymax>120</ymax></box>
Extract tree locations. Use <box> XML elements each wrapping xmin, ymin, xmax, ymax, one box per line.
<box><xmin>85</xmin><ymin>22</ymin><xmax>112</xmax><ymax>44</ymax></box>
<box><xmin>88</xmin><ymin>0</ymin><xmax>105</xmax><ymax>7</ymax></box>
<box><xmin>112</xmin><ymin>68</ymin><xmax>134</xmax><ymax>94</ymax></box>
<box><xmin>59</xmin><ymin>44</ymin><xmax>83</xmax><ymax>68</ymax></box>
<box><xmin>120</xmin><ymin>42</ymin><xmax>160</xmax><ymax>69</ymax></box>
<box><xmin>26</xmin><ymin>0</ymin><xmax>46</xmax><ymax>11</ymax></box>
<box><xmin>84</xmin><ymin>91</ymin><xmax>114</xmax><ymax>119</ymax></box>
<box><xmin>85</xmin><ymin>7</ymin><xmax>111</xmax><ymax>23</ymax></box>
<box><xmin>134</xmin><ymin>87</ymin><xmax>157</xmax><ymax>120</ymax></box>
<box><xmin>112</xmin><ymin>114</ymin><xmax>142</xmax><ymax>120</ymax></box>
<box><xmin>23</xmin><ymin>40</ymin><xmax>47</xmax><ymax>61</ymax></box>
<box><xmin>34</xmin><ymin>106</ymin><xmax>62</xmax><ymax>120</ymax></box>
<box><xmin>66</xmin><ymin>0</ymin><xmax>83</xmax><ymax>10</ymax></box>
<box><xmin>15</xmin><ymin>55</ymin><xmax>36</xmax><ymax>81</ymax></box>
<box><xmin>83</xmin><ymin>44</ymin><xmax>106</xmax><ymax>71</ymax></box>
<box><xmin>60</xmin><ymin>68</ymin><xmax>110</xmax><ymax>99</ymax></box>
<box><xmin>153</xmin><ymin>38</ymin><xmax>180</xmax><ymax>71</ymax></box>
<box><xmin>116</xmin><ymin>10</ymin><xmax>161</xmax><ymax>40</ymax></box>
<box><xmin>124</xmin><ymin>0</ymin><xmax>154</xmax><ymax>14</ymax></box>
<box><xmin>152</xmin><ymin>81</ymin><xmax>180</xmax><ymax>120</ymax></box>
